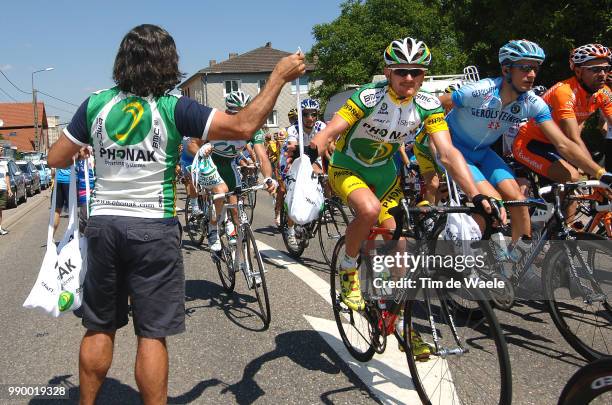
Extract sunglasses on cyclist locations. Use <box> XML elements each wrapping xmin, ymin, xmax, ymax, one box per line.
<box><xmin>302</xmin><ymin>112</ymin><xmax>318</xmax><ymax>118</ymax></box>
<box><xmin>581</xmin><ymin>65</ymin><xmax>612</xmax><ymax>74</ymax></box>
<box><xmin>390</xmin><ymin>68</ymin><xmax>427</xmax><ymax>78</ymax></box>
<box><xmin>510</xmin><ymin>64</ymin><xmax>540</xmax><ymax>73</ymax></box>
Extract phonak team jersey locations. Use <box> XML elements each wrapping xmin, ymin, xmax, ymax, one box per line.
<box><xmin>210</xmin><ymin>129</ymin><xmax>265</xmax><ymax>161</ymax></box>
<box><xmin>332</xmin><ymin>80</ymin><xmax>448</xmax><ymax>168</ymax></box>
<box><xmin>65</xmin><ymin>87</ymin><xmax>215</xmax><ymax>218</ymax></box>
<box><xmin>447</xmin><ymin>77</ymin><xmax>552</xmax><ymax>151</ymax></box>
<box><xmin>518</xmin><ymin>77</ymin><xmax>612</xmax><ymax>143</ymax></box>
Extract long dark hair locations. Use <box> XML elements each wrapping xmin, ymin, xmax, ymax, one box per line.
<box><xmin>113</xmin><ymin>24</ymin><xmax>185</xmax><ymax>97</ymax></box>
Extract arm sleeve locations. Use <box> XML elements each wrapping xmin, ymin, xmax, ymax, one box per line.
<box><xmin>174</xmin><ymin>96</ymin><xmax>216</xmax><ymax>140</ymax></box>
<box><xmin>252</xmin><ymin>129</ymin><xmax>265</xmax><ymax>145</ymax></box>
<box><xmin>549</xmin><ymin>85</ymin><xmax>576</xmax><ymax>120</ymax></box>
<box><xmin>532</xmin><ymin>96</ymin><xmax>552</xmax><ymax>124</ymax></box>
<box><xmin>64</xmin><ymin>98</ymin><xmax>91</xmax><ymax>146</ymax></box>
<box><xmin>337</xmin><ymin>86</ymin><xmax>368</xmax><ymax>126</ymax></box>
<box><xmin>599</xmin><ymin>86</ymin><xmax>612</xmax><ymax>118</ymax></box>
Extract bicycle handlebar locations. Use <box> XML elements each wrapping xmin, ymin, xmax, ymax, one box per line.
<box><xmin>539</xmin><ymin>180</ymin><xmax>611</xmax><ymax>197</ymax></box>
<box><xmin>212</xmin><ymin>183</ymin><xmax>266</xmax><ymax>201</ymax></box>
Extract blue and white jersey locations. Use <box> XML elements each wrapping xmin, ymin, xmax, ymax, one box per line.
<box><xmin>446</xmin><ymin>77</ymin><xmax>551</xmax><ymax>151</ymax></box>
<box><xmin>286</xmin><ymin>121</ymin><xmax>326</xmax><ymax>144</ymax></box>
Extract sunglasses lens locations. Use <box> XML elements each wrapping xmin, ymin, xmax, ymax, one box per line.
<box><xmin>393</xmin><ymin>68</ymin><xmax>425</xmax><ymax>77</ymax></box>
<box><xmin>587</xmin><ymin>66</ymin><xmax>611</xmax><ymax>73</ymax></box>
<box><xmin>519</xmin><ymin>65</ymin><xmax>539</xmax><ymax>73</ymax></box>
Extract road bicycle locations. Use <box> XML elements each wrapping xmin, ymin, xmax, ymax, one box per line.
<box><xmin>280</xmin><ymin>174</ymin><xmax>349</xmax><ymax>266</ymax></box>
<box><xmin>184</xmin><ymin>183</ymin><xmax>213</xmax><ymax>247</ymax></box>
<box><xmin>211</xmin><ymin>182</ymin><xmax>271</xmax><ymax>327</ymax></box>
<box><xmin>330</xmin><ymin>200</ymin><xmax>512</xmax><ymax>405</ymax></box>
<box><xmin>437</xmin><ymin>180</ymin><xmax>612</xmax><ymax>362</ymax></box>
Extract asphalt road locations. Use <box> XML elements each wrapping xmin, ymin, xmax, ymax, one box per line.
<box><xmin>0</xmin><ymin>188</ymin><xmax>593</xmax><ymax>404</ymax></box>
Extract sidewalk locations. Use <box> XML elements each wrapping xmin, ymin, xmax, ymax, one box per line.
<box><xmin>2</xmin><ymin>188</ymin><xmax>51</xmax><ymax>230</ymax></box>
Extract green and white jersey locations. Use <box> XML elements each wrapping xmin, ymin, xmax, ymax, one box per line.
<box><xmin>333</xmin><ymin>81</ymin><xmax>448</xmax><ymax>169</ymax></box>
<box><xmin>211</xmin><ymin>129</ymin><xmax>265</xmax><ymax>162</ymax></box>
<box><xmin>65</xmin><ymin>87</ymin><xmax>215</xmax><ymax>218</ymax></box>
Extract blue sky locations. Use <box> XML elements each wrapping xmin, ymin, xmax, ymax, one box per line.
<box><xmin>0</xmin><ymin>0</ymin><xmax>344</xmax><ymax>124</ymax></box>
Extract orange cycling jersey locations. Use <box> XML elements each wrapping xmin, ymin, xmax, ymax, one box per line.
<box><xmin>518</xmin><ymin>77</ymin><xmax>612</xmax><ymax>143</ymax></box>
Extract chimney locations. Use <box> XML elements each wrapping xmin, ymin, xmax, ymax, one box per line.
<box><xmin>229</xmin><ymin>53</ymin><xmax>238</xmax><ymax>59</ymax></box>
<box><xmin>265</xmin><ymin>42</ymin><xmax>271</xmax><ymax>48</ymax></box>
<box><xmin>209</xmin><ymin>59</ymin><xmax>216</xmax><ymax>67</ymax></box>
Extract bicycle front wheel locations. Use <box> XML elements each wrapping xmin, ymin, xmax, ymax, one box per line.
<box><xmin>243</xmin><ymin>189</ymin><xmax>257</xmax><ymax>225</ymax></box>
<box><xmin>184</xmin><ymin>196</ymin><xmax>205</xmax><ymax>246</ymax></box>
<box><xmin>330</xmin><ymin>236</ymin><xmax>376</xmax><ymax>362</ymax></box>
<box><xmin>318</xmin><ymin>198</ymin><xmax>349</xmax><ymax>266</ymax></box>
<box><xmin>243</xmin><ymin>225</ymin><xmax>271</xmax><ymax>327</ymax></box>
<box><xmin>404</xmin><ymin>285</ymin><xmax>512</xmax><ymax>405</ymax></box>
<box><xmin>216</xmin><ymin>227</ymin><xmax>236</xmax><ymax>292</ymax></box>
<box><xmin>543</xmin><ymin>234</ymin><xmax>612</xmax><ymax>361</ymax></box>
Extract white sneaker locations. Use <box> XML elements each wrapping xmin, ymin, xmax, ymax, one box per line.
<box><xmin>287</xmin><ymin>234</ymin><xmax>299</xmax><ymax>250</ymax></box>
<box><xmin>0</xmin><ymin>228</ymin><xmax>8</xmax><ymax>236</ymax></box>
<box><xmin>207</xmin><ymin>230</ymin><xmax>221</xmax><ymax>252</ymax></box>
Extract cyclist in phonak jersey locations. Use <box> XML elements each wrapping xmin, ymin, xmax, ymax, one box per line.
<box><xmin>305</xmin><ymin>37</ymin><xmax>501</xmax><ymax>315</ymax></box>
<box><xmin>513</xmin><ymin>43</ymin><xmax>612</xmax><ymax>185</ymax></box>
<box><xmin>279</xmin><ymin>99</ymin><xmax>327</xmax><ymax>250</ymax></box>
<box><xmin>192</xmin><ymin>90</ymin><xmax>277</xmax><ymax>251</ymax></box>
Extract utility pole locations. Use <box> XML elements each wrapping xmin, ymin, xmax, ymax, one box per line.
<box><xmin>32</xmin><ymin>67</ymin><xmax>54</xmax><ymax>152</ymax></box>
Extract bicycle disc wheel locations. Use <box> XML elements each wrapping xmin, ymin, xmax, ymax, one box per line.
<box><xmin>330</xmin><ymin>236</ymin><xmax>376</xmax><ymax>362</ymax></box>
<box><xmin>184</xmin><ymin>196</ymin><xmax>205</xmax><ymax>246</ymax></box>
<box><xmin>280</xmin><ymin>204</ymin><xmax>306</xmax><ymax>258</ymax></box>
<box><xmin>542</xmin><ymin>234</ymin><xmax>612</xmax><ymax>361</ymax></box>
<box><xmin>243</xmin><ymin>225</ymin><xmax>271</xmax><ymax>327</ymax></box>
<box><xmin>557</xmin><ymin>357</ymin><xmax>612</xmax><ymax>405</ymax></box>
<box><xmin>216</xmin><ymin>227</ymin><xmax>236</xmax><ymax>292</ymax></box>
<box><xmin>404</xmin><ymin>285</ymin><xmax>512</xmax><ymax>405</ymax></box>
<box><xmin>318</xmin><ymin>199</ymin><xmax>349</xmax><ymax>266</ymax></box>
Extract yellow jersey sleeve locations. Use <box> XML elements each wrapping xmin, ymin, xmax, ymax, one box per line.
<box><xmin>337</xmin><ymin>99</ymin><xmax>365</xmax><ymax>127</ymax></box>
<box><xmin>423</xmin><ymin>112</ymin><xmax>448</xmax><ymax>134</ymax></box>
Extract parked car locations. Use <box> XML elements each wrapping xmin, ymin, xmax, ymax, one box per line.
<box><xmin>16</xmin><ymin>160</ymin><xmax>41</xmax><ymax>196</ymax></box>
<box><xmin>0</xmin><ymin>159</ymin><xmax>27</xmax><ymax>207</ymax></box>
<box><xmin>34</xmin><ymin>161</ymin><xmax>51</xmax><ymax>189</ymax></box>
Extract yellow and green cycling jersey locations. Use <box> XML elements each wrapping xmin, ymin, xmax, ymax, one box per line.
<box><xmin>329</xmin><ymin>81</ymin><xmax>448</xmax><ymax>222</ymax></box>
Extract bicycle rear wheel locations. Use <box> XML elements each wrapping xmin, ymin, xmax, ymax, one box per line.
<box><xmin>318</xmin><ymin>198</ymin><xmax>349</xmax><ymax>266</ymax></box>
<box><xmin>330</xmin><ymin>236</ymin><xmax>376</xmax><ymax>362</ymax></box>
<box><xmin>243</xmin><ymin>225</ymin><xmax>271</xmax><ymax>327</ymax></box>
<box><xmin>216</xmin><ymin>226</ymin><xmax>236</xmax><ymax>292</ymax></box>
<box><xmin>543</xmin><ymin>234</ymin><xmax>612</xmax><ymax>361</ymax></box>
<box><xmin>184</xmin><ymin>196</ymin><xmax>206</xmax><ymax>246</ymax></box>
<box><xmin>404</xmin><ymin>285</ymin><xmax>512</xmax><ymax>405</ymax></box>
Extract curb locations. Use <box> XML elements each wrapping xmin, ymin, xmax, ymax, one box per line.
<box><xmin>4</xmin><ymin>190</ymin><xmax>51</xmax><ymax>229</ymax></box>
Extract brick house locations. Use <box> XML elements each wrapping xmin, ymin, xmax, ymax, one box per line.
<box><xmin>179</xmin><ymin>42</ymin><xmax>317</xmax><ymax>131</ymax></box>
<box><xmin>0</xmin><ymin>102</ymin><xmax>48</xmax><ymax>152</ymax></box>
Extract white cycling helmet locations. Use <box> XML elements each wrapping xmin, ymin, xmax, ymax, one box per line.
<box><xmin>300</xmin><ymin>98</ymin><xmax>320</xmax><ymax>111</ymax></box>
<box><xmin>384</xmin><ymin>37</ymin><xmax>431</xmax><ymax>66</ymax></box>
<box><xmin>569</xmin><ymin>43</ymin><xmax>611</xmax><ymax>69</ymax></box>
<box><xmin>225</xmin><ymin>90</ymin><xmax>252</xmax><ymax>111</ymax></box>
<box><xmin>498</xmin><ymin>39</ymin><xmax>545</xmax><ymax>65</ymax></box>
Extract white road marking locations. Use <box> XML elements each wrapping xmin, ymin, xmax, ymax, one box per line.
<box><xmin>256</xmin><ymin>241</ymin><xmax>423</xmax><ymax>404</ymax></box>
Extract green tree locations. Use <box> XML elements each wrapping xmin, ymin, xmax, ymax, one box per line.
<box><xmin>447</xmin><ymin>0</ymin><xmax>611</xmax><ymax>86</ymax></box>
<box><xmin>309</xmin><ymin>0</ymin><xmax>467</xmax><ymax>102</ymax></box>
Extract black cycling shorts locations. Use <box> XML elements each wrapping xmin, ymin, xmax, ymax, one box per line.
<box><xmin>82</xmin><ymin>215</ymin><xmax>185</xmax><ymax>338</ymax></box>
